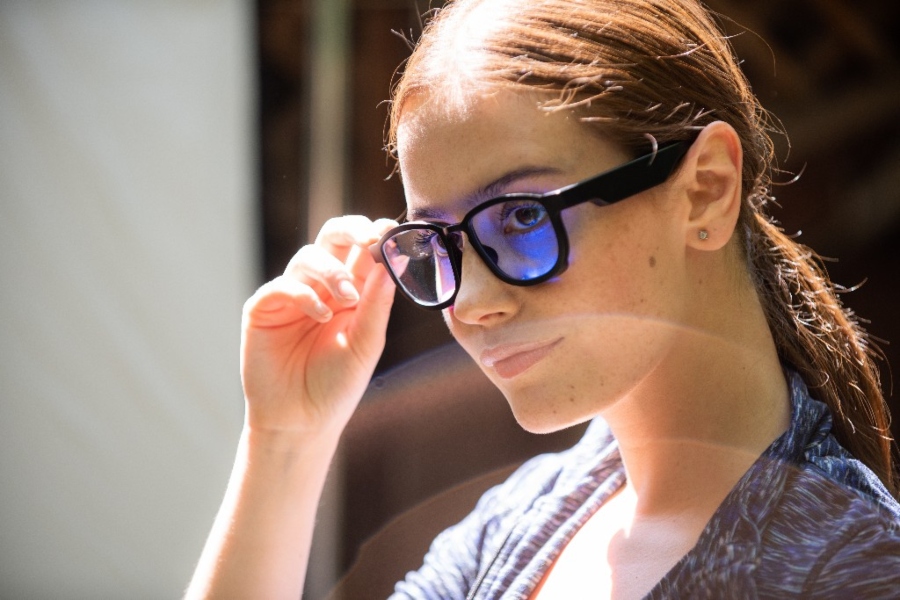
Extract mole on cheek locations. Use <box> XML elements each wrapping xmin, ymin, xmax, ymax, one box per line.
<box><xmin>649</xmin><ymin>256</ymin><xmax>657</xmax><ymax>268</ymax></box>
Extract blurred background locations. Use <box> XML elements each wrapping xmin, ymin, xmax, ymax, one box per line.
<box><xmin>1</xmin><ymin>0</ymin><xmax>898</xmax><ymax>598</ymax></box>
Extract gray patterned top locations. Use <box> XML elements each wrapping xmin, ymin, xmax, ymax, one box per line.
<box><xmin>391</xmin><ymin>371</ymin><xmax>900</xmax><ymax>599</ymax></box>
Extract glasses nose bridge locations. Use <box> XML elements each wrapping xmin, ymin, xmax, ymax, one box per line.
<box><xmin>439</xmin><ymin>221</ymin><xmax>468</xmax><ymax>266</ymax></box>
<box><xmin>445</xmin><ymin>219</ymin><xmax>501</xmax><ymax>273</ymax></box>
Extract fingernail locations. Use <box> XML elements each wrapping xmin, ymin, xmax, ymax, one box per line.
<box><xmin>314</xmin><ymin>301</ymin><xmax>331</xmax><ymax>316</ymax></box>
<box><xmin>338</xmin><ymin>279</ymin><xmax>359</xmax><ymax>301</ymax></box>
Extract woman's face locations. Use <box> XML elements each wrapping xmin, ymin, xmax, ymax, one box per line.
<box><xmin>396</xmin><ymin>90</ymin><xmax>695</xmax><ymax>433</ymax></box>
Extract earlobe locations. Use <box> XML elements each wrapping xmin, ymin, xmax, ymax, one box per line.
<box><xmin>681</xmin><ymin>121</ymin><xmax>743</xmax><ymax>251</ymax></box>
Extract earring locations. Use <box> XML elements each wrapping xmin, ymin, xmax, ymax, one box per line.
<box><xmin>698</xmin><ymin>229</ymin><xmax>709</xmax><ymax>241</ymax></box>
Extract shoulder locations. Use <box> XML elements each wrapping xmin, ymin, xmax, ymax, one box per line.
<box><xmin>721</xmin><ymin>372</ymin><xmax>900</xmax><ymax>596</ymax></box>
<box><xmin>799</xmin><ymin>510</ymin><xmax>900</xmax><ymax>597</ymax></box>
<box><xmin>751</xmin><ymin>437</ymin><xmax>900</xmax><ymax>596</ymax></box>
<box><xmin>773</xmin><ymin>370</ymin><xmax>900</xmax><ymax>522</ymax></box>
<box><xmin>797</xmin><ymin>454</ymin><xmax>900</xmax><ymax>564</ymax></box>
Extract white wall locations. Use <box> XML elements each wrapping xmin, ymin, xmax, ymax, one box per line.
<box><xmin>0</xmin><ymin>1</ymin><xmax>256</xmax><ymax>597</ymax></box>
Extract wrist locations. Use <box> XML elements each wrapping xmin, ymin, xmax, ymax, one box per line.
<box><xmin>240</xmin><ymin>421</ymin><xmax>344</xmax><ymax>459</ymax></box>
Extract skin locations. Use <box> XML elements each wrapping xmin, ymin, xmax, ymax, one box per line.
<box><xmin>186</xmin><ymin>88</ymin><xmax>791</xmax><ymax>599</ymax></box>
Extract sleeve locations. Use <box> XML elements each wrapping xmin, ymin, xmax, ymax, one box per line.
<box><xmin>801</xmin><ymin>516</ymin><xmax>900</xmax><ymax>598</ymax></box>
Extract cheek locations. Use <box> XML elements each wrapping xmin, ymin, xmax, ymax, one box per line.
<box><xmin>564</xmin><ymin>202</ymin><xmax>686</xmax><ymax>317</ymax></box>
<box><xmin>490</xmin><ymin>311</ymin><xmax>684</xmax><ymax>432</ymax></box>
<box><xmin>563</xmin><ymin>220</ymin><xmax>642</xmax><ymax>308</ymax></box>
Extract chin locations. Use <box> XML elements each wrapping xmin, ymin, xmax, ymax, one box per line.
<box><xmin>503</xmin><ymin>387</ymin><xmax>598</xmax><ymax>435</ymax></box>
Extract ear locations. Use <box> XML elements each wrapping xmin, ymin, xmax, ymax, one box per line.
<box><xmin>679</xmin><ymin>121</ymin><xmax>743</xmax><ymax>251</ymax></box>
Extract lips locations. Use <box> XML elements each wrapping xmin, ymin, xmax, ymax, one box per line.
<box><xmin>480</xmin><ymin>338</ymin><xmax>563</xmax><ymax>379</ymax></box>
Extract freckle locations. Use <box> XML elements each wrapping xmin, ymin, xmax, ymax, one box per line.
<box><xmin>649</xmin><ymin>256</ymin><xmax>656</xmax><ymax>268</ymax></box>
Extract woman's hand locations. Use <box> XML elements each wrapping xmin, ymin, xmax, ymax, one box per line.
<box><xmin>240</xmin><ymin>215</ymin><xmax>398</xmax><ymax>436</ymax></box>
<box><xmin>186</xmin><ymin>216</ymin><xmax>398</xmax><ymax>600</ymax></box>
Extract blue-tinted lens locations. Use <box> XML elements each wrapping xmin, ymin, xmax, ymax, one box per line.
<box><xmin>382</xmin><ymin>228</ymin><xmax>456</xmax><ymax>307</ymax></box>
<box><xmin>469</xmin><ymin>200</ymin><xmax>559</xmax><ymax>280</ymax></box>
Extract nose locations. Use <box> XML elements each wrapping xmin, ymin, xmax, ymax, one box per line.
<box><xmin>449</xmin><ymin>236</ymin><xmax>517</xmax><ymax>325</ymax></box>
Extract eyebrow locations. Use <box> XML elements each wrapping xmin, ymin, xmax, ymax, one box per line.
<box><xmin>406</xmin><ymin>166</ymin><xmax>564</xmax><ymax>222</ymax></box>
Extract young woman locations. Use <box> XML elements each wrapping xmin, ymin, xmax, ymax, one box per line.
<box><xmin>187</xmin><ymin>0</ymin><xmax>900</xmax><ymax>597</ymax></box>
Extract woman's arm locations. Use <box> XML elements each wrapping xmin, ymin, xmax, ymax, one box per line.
<box><xmin>185</xmin><ymin>216</ymin><xmax>398</xmax><ymax>599</ymax></box>
<box><xmin>185</xmin><ymin>426</ymin><xmax>342</xmax><ymax>599</ymax></box>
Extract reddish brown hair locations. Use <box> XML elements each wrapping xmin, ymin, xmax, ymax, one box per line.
<box><xmin>387</xmin><ymin>0</ymin><xmax>897</xmax><ymax>494</ymax></box>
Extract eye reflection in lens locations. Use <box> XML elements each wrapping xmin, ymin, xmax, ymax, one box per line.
<box><xmin>381</xmin><ymin>228</ymin><xmax>459</xmax><ymax>306</ymax></box>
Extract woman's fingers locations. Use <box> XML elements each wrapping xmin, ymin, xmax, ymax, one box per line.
<box><xmin>285</xmin><ymin>216</ymin><xmax>398</xmax><ymax>307</ymax></box>
<box><xmin>314</xmin><ymin>215</ymin><xmax>391</xmax><ymax>258</ymax></box>
<box><xmin>346</xmin><ymin>254</ymin><xmax>397</xmax><ymax>355</ymax></box>
<box><xmin>243</xmin><ymin>275</ymin><xmax>333</xmax><ymax>328</ymax></box>
<box><xmin>340</xmin><ymin>217</ymin><xmax>400</xmax><ymax>284</ymax></box>
<box><xmin>286</xmin><ymin>245</ymin><xmax>361</xmax><ymax>307</ymax></box>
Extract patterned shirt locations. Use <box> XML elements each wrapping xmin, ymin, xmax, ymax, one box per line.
<box><xmin>391</xmin><ymin>371</ymin><xmax>900</xmax><ymax>598</ymax></box>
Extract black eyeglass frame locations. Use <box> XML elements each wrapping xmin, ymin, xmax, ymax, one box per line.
<box><xmin>370</xmin><ymin>140</ymin><xmax>691</xmax><ymax>310</ymax></box>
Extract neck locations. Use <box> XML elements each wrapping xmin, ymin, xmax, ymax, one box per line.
<box><xmin>601</xmin><ymin>256</ymin><xmax>791</xmax><ymax>518</ymax></box>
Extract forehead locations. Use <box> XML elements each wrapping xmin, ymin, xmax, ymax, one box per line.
<box><xmin>396</xmin><ymin>89</ymin><xmax>627</xmax><ymax>220</ymax></box>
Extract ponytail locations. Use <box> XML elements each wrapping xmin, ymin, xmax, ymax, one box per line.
<box><xmin>744</xmin><ymin>194</ymin><xmax>898</xmax><ymax>496</ymax></box>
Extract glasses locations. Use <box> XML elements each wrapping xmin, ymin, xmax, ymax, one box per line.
<box><xmin>369</xmin><ymin>140</ymin><xmax>690</xmax><ymax>310</ymax></box>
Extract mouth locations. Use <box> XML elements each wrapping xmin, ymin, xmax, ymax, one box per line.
<box><xmin>480</xmin><ymin>338</ymin><xmax>563</xmax><ymax>380</ymax></box>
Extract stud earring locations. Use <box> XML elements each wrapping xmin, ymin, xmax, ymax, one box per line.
<box><xmin>698</xmin><ymin>229</ymin><xmax>709</xmax><ymax>241</ymax></box>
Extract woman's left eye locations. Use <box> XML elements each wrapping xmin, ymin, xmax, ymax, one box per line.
<box><xmin>503</xmin><ymin>203</ymin><xmax>547</xmax><ymax>232</ymax></box>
